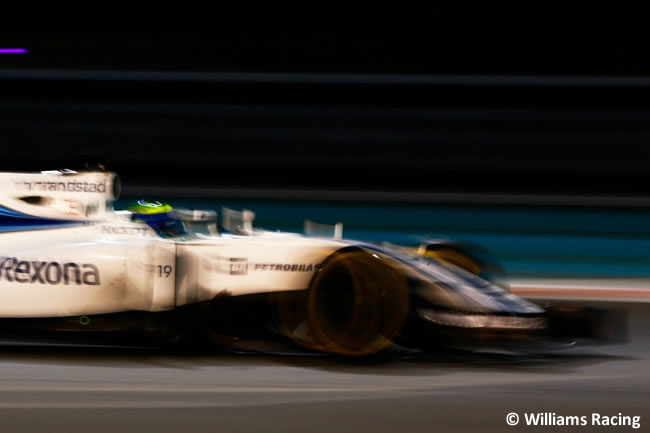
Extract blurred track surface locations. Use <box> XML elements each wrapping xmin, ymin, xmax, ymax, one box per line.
<box><xmin>0</xmin><ymin>304</ymin><xmax>648</xmax><ymax>433</ymax></box>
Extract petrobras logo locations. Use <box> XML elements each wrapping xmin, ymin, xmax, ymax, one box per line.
<box><xmin>254</xmin><ymin>263</ymin><xmax>320</xmax><ymax>272</ymax></box>
<box><xmin>15</xmin><ymin>180</ymin><xmax>107</xmax><ymax>193</ymax></box>
<box><xmin>0</xmin><ymin>257</ymin><xmax>101</xmax><ymax>285</ymax></box>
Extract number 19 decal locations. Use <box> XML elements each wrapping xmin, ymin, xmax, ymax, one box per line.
<box><xmin>157</xmin><ymin>265</ymin><xmax>173</xmax><ymax>278</ymax></box>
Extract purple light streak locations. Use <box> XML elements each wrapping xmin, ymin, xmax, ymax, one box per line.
<box><xmin>0</xmin><ymin>48</ymin><xmax>28</xmax><ymax>54</ymax></box>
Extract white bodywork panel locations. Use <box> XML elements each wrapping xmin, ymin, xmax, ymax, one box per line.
<box><xmin>0</xmin><ymin>223</ymin><xmax>175</xmax><ymax>317</ymax></box>
<box><xmin>0</xmin><ymin>169</ymin><xmax>347</xmax><ymax>318</ymax></box>
<box><xmin>0</xmin><ymin>170</ymin><xmax>119</xmax><ymax>220</ymax></box>
<box><xmin>0</xmin><ymin>214</ymin><xmax>343</xmax><ymax>318</ymax></box>
<box><xmin>175</xmin><ymin>236</ymin><xmax>342</xmax><ymax>305</ymax></box>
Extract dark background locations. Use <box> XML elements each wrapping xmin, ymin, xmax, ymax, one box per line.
<box><xmin>2</xmin><ymin>14</ymin><xmax>650</xmax><ymax>197</ymax></box>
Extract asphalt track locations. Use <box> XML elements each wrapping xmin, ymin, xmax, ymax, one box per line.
<box><xmin>0</xmin><ymin>304</ymin><xmax>647</xmax><ymax>433</ymax></box>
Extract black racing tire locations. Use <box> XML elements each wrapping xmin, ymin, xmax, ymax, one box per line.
<box><xmin>422</xmin><ymin>246</ymin><xmax>482</xmax><ymax>275</ymax></box>
<box><xmin>421</xmin><ymin>243</ymin><xmax>510</xmax><ymax>291</ymax></box>
<box><xmin>271</xmin><ymin>249</ymin><xmax>409</xmax><ymax>356</ymax></box>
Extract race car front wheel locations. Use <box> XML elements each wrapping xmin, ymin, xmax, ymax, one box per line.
<box><xmin>421</xmin><ymin>243</ymin><xmax>510</xmax><ymax>291</ymax></box>
<box><xmin>272</xmin><ymin>249</ymin><xmax>409</xmax><ymax>356</ymax></box>
<box><xmin>423</xmin><ymin>247</ymin><xmax>482</xmax><ymax>275</ymax></box>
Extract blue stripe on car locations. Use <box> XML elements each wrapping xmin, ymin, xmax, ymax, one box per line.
<box><xmin>0</xmin><ymin>205</ymin><xmax>85</xmax><ymax>232</ymax></box>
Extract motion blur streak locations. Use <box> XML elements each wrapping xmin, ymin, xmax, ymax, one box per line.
<box><xmin>0</xmin><ymin>48</ymin><xmax>27</xmax><ymax>54</ymax></box>
<box><xmin>5</xmin><ymin>69</ymin><xmax>650</xmax><ymax>86</ymax></box>
<box><xmin>512</xmin><ymin>279</ymin><xmax>650</xmax><ymax>302</ymax></box>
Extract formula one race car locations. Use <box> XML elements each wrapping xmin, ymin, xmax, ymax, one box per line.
<box><xmin>0</xmin><ymin>168</ymin><xmax>595</xmax><ymax>356</ymax></box>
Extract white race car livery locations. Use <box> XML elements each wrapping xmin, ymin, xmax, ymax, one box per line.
<box><xmin>0</xmin><ymin>169</ymin><xmax>548</xmax><ymax>356</ymax></box>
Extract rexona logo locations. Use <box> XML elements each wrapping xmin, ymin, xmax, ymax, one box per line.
<box><xmin>16</xmin><ymin>180</ymin><xmax>107</xmax><ymax>193</ymax></box>
<box><xmin>0</xmin><ymin>257</ymin><xmax>101</xmax><ymax>285</ymax></box>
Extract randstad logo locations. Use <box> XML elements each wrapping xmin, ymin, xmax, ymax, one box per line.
<box><xmin>16</xmin><ymin>180</ymin><xmax>107</xmax><ymax>193</ymax></box>
<box><xmin>0</xmin><ymin>257</ymin><xmax>101</xmax><ymax>285</ymax></box>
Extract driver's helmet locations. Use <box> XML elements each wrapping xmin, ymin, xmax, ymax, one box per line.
<box><xmin>128</xmin><ymin>200</ymin><xmax>186</xmax><ymax>237</ymax></box>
